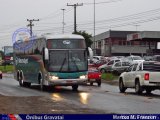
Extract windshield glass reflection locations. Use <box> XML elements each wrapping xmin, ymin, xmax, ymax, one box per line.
<box><xmin>48</xmin><ymin>50</ymin><xmax>87</xmax><ymax>72</ymax></box>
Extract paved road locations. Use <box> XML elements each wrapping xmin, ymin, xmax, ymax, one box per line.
<box><xmin>0</xmin><ymin>73</ymin><xmax>160</xmax><ymax>114</ymax></box>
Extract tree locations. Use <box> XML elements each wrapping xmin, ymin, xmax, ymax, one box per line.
<box><xmin>73</xmin><ymin>31</ymin><xmax>93</xmax><ymax>47</ymax></box>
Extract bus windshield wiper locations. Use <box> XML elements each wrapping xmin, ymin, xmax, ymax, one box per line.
<box><xmin>59</xmin><ymin>58</ymin><xmax>66</xmax><ymax>72</ymax></box>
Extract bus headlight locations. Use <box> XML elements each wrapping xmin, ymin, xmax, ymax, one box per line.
<box><xmin>79</xmin><ymin>75</ymin><xmax>87</xmax><ymax>79</ymax></box>
<box><xmin>49</xmin><ymin>76</ymin><xmax>59</xmax><ymax>81</ymax></box>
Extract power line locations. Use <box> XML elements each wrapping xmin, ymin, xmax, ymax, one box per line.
<box><xmin>39</xmin><ymin>7</ymin><xmax>73</xmax><ymax>21</ymax></box>
<box><xmin>32</xmin><ymin>7</ymin><xmax>160</xmax><ymax>35</ymax></box>
<box><xmin>34</xmin><ymin>15</ymin><xmax>160</xmax><ymax>34</ymax></box>
<box><xmin>39</xmin><ymin>4</ymin><xmax>66</xmax><ymax>20</ymax></box>
<box><xmin>84</xmin><ymin>0</ymin><xmax>122</xmax><ymax>5</ymax></box>
<box><xmin>35</xmin><ymin>7</ymin><xmax>160</xmax><ymax>31</ymax></box>
<box><xmin>92</xmin><ymin>16</ymin><xmax>160</xmax><ymax>30</ymax></box>
<box><xmin>77</xmin><ymin>7</ymin><xmax>160</xmax><ymax>26</ymax></box>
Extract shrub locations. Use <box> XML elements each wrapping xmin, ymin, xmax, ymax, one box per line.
<box><xmin>101</xmin><ymin>73</ymin><xmax>118</xmax><ymax>80</ymax></box>
<box><xmin>0</xmin><ymin>65</ymin><xmax>14</xmax><ymax>72</ymax></box>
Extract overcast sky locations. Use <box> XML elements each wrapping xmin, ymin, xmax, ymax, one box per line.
<box><xmin>0</xmin><ymin>0</ymin><xmax>160</xmax><ymax>49</ymax></box>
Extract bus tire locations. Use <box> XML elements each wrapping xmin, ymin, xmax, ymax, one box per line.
<box><xmin>40</xmin><ymin>80</ymin><xmax>45</xmax><ymax>91</ymax></box>
<box><xmin>39</xmin><ymin>73</ymin><xmax>45</xmax><ymax>91</ymax></box>
<box><xmin>17</xmin><ymin>71</ymin><xmax>20</xmax><ymax>81</ymax></box>
<box><xmin>19</xmin><ymin>72</ymin><xmax>24</xmax><ymax>87</ymax></box>
<box><xmin>72</xmin><ymin>85</ymin><xmax>78</xmax><ymax>91</ymax></box>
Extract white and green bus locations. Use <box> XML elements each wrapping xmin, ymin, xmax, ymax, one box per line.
<box><xmin>13</xmin><ymin>34</ymin><xmax>93</xmax><ymax>91</ymax></box>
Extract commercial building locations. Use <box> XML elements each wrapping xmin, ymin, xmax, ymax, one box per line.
<box><xmin>92</xmin><ymin>30</ymin><xmax>157</xmax><ymax>56</ymax></box>
<box><xmin>127</xmin><ymin>31</ymin><xmax>160</xmax><ymax>55</ymax></box>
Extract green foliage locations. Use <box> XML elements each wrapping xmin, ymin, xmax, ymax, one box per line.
<box><xmin>73</xmin><ymin>31</ymin><xmax>93</xmax><ymax>47</ymax></box>
<box><xmin>0</xmin><ymin>65</ymin><xmax>14</xmax><ymax>72</ymax></box>
<box><xmin>101</xmin><ymin>73</ymin><xmax>118</xmax><ymax>80</ymax></box>
<box><xmin>0</xmin><ymin>51</ymin><xmax>4</xmax><ymax>59</ymax></box>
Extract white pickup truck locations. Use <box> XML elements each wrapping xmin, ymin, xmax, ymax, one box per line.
<box><xmin>119</xmin><ymin>61</ymin><xmax>160</xmax><ymax>94</ymax></box>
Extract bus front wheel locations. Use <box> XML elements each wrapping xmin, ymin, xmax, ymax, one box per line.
<box><xmin>39</xmin><ymin>74</ymin><xmax>45</xmax><ymax>91</ymax></box>
<box><xmin>72</xmin><ymin>85</ymin><xmax>78</xmax><ymax>91</ymax></box>
<box><xmin>40</xmin><ymin>78</ymin><xmax>44</xmax><ymax>91</ymax></box>
<box><xmin>19</xmin><ymin>73</ymin><xmax>24</xmax><ymax>87</ymax></box>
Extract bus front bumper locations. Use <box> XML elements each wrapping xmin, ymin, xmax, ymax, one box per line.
<box><xmin>48</xmin><ymin>78</ymin><xmax>87</xmax><ymax>86</ymax></box>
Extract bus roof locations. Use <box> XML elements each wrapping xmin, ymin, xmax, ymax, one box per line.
<box><xmin>42</xmin><ymin>34</ymin><xmax>84</xmax><ymax>40</ymax></box>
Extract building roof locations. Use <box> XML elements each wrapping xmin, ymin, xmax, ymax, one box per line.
<box><xmin>93</xmin><ymin>30</ymin><xmax>136</xmax><ymax>41</ymax></box>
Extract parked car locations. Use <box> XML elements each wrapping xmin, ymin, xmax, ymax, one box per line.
<box><xmin>125</xmin><ymin>55</ymin><xmax>144</xmax><ymax>64</ymax></box>
<box><xmin>90</xmin><ymin>60</ymin><xmax>107</xmax><ymax>68</ymax></box>
<box><xmin>88</xmin><ymin>67</ymin><xmax>101</xmax><ymax>86</ymax></box>
<box><xmin>119</xmin><ymin>61</ymin><xmax>160</xmax><ymax>94</ymax></box>
<box><xmin>106</xmin><ymin>61</ymin><xmax>131</xmax><ymax>75</ymax></box>
<box><xmin>152</xmin><ymin>55</ymin><xmax>160</xmax><ymax>62</ymax></box>
<box><xmin>90</xmin><ymin>56</ymin><xmax>106</xmax><ymax>64</ymax></box>
<box><xmin>143</xmin><ymin>56</ymin><xmax>153</xmax><ymax>61</ymax></box>
<box><xmin>0</xmin><ymin>71</ymin><xmax>2</xmax><ymax>79</ymax></box>
<box><xmin>98</xmin><ymin>59</ymin><xmax>121</xmax><ymax>73</ymax></box>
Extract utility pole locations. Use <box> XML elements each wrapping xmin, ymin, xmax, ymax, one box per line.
<box><xmin>93</xmin><ymin>0</ymin><xmax>96</xmax><ymax>53</ymax></box>
<box><xmin>27</xmin><ymin>19</ymin><xmax>39</xmax><ymax>37</ymax></box>
<box><xmin>61</xmin><ymin>9</ymin><xmax>66</xmax><ymax>34</ymax></box>
<box><xmin>67</xmin><ymin>3</ymin><xmax>83</xmax><ymax>33</ymax></box>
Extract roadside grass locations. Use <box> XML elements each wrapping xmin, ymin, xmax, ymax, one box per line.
<box><xmin>0</xmin><ymin>65</ymin><xmax>14</xmax><ymax>73</ymax></box>
<box><xmin>101</xmin><ymin>73</ymin><xmax>119</xmax><ymax>81</ymax></box>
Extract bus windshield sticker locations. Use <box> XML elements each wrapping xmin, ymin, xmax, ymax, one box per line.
<box><xmin>12</xmin><ymin>28</ymin><xmax>35</xmax><ymax>51</ymax></box>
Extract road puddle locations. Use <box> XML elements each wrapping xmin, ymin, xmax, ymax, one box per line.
<box><xmin>51</xmin><ymin>93</ymin><xmax>63</xmax><ymax>101</ymax></box>
<box><xmin>79</xmin><ymin>92</ymin><xmax>90</xmax><ymax>104</ymax></box>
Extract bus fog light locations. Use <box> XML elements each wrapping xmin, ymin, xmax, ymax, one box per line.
<box><xmin>79</xmin><ymin>75</ymin><xmax>87</xmax><ymax>79</ymax></box>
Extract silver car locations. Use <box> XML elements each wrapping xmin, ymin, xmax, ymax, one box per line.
<box><xmin>98</xmin><ymin>59</ymin><xmax>121</xmax><ymax>73</ymax></box>
<box><xmin>106</xmin><ymin>61</ymin><xmax>131</xmax><ymax>75</ymax></box>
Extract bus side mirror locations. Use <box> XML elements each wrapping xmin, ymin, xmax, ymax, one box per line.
<box><xmin>88</xmin><ymin>47</ymin><xmax>93</xmax><ymax>60</ymax></box>
<box><xmin>44</xmin><ymin>48</ymin><xmax>49</xmax><ymax>60</ymax></box>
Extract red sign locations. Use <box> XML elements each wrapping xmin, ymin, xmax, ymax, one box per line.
<box><xmin>132</xmin><ymin>33</ymin><xmax>139</xmax><ymax>40</ymax></box>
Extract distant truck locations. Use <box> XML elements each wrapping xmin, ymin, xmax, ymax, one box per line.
<box><xmin>3</xmin><ymin>46</ymin><xmax>13</xmax><ymax>65</ymax></box>
<box><xmin>119</xmin><ymin>61</ymin><xmax>160</xmax><ymax>94</ymax></box>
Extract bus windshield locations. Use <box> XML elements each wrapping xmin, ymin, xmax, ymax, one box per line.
<box><xmin>48</xmin><ymin>50</ymin><xmax>87</xmax><ymax>72</ymax></box>
<box><xmin>47</xmin><ymin>39</ymin><xmax>86</xmax><ymax>49</ymax></box>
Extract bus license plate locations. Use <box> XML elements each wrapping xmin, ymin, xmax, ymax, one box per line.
<box><xmin>67</xmin><ymin>80</ymin><xmax>73</xmax><ymax>83</ymax></box>
<box><xmin>90</xmin><ymin>79</ymin><xmax>95</xmax><ymax>81</ymax></box>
